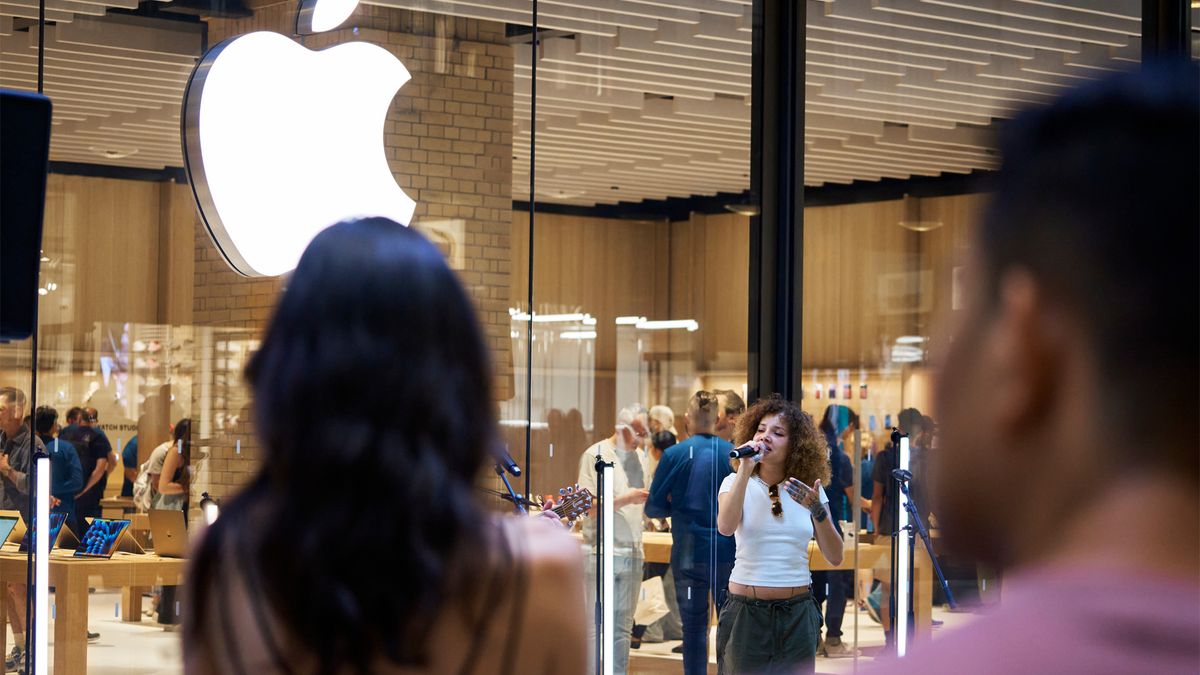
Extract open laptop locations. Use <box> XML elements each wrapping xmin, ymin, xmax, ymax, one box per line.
<box><xmin>0</xmin><ymin>510</ymin><xmax>22</xmax><ymax>545</ymax></box>
<box><xmin>148</xmin><ymin>509</ymin><xmax>188</xmax><ymax>558</ymax></box>
<box><xmin>72</xmin><ymin>518</ymin><xmax>132</xmax><ymax>559</ymax></box>
<box><xmin>18</xmin><ymin>512</ymin><xmax>67</xmax><ymax>552</ymax></box>
<box><xmin>0</xmin><ymin>516</ymin><xmax>18</xmax><ymax>547</ymax></box>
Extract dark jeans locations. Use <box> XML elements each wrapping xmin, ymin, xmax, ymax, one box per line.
<box><xmin>158</xmin><ymin>585</ymin><xmax>180</xmax><ymax>625</ymax></box>
<box><xmin>673</xmin><ymin>553</ymin><xmax>733</xmax><ymax>675</ymax></box>
<box><xmin>716</xmin><ymin>593</ymin><xmax>822</xmax><ymax>674</ymax></box>
<box><xmin>812</xmin><ymin>570</ymin><xmax>854</xmax><ymax>639</ymax></box>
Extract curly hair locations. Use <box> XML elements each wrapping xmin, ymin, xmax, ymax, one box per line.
<box><xmin>733</xmin><ymin>394</ymin><xmax>831</xmax><ymax>487</ymax></box>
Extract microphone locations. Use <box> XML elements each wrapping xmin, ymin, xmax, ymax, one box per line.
<box><xmin>495</xmin><ymin>444</ymin><xmax>522</xmax><ymax>477</ymax></box>
<box><xmin>890</xmin><ymin>428</ymin><xmax>907</xmax><ymax>445</ymax></box>
<box><xmin>730</xmin><ymin>443</ymin><xmax>760</xmax><ymax>459</ymax></box>
<box><xmin>891</xmin><ymin>468</ymin><xmax>913</xmax><ymax>483</ymax></box>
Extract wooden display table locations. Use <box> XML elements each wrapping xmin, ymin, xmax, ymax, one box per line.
<box><xmin>583</xmin><ymin>530</ymin><xmax>935</xmax><ymax>635</ymax></box>
<box><xmin>0</xmin><ymin>546</ymin><xmax>186</xmax><ymax>673</ymax></box>
<box><xmin>99</xmin><ymin>497</ymin><xmax>135</xmax><ymax>519</ymax></box>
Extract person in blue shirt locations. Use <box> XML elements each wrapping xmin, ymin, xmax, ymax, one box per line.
<box><xmin>32</xmin><ymin>407</ymin><xmax>83</xmax><ymax>529</ymax></box>
<box><xmin>120</xmin><ymin>435</ymin><xmax>138</xmax><ymax>497</ymax></box>
<box><xmin>813</xmin><ymin>404</ymin><xmax>858</xmax><ymax>657</ymax></box>
<box><xmin>646</xmin><ymin>391</ymin><xmax>734</xmax><ymax>675</ymax></box>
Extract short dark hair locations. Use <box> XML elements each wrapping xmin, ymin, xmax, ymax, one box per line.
<box><xmin>897</xmin><ymin>408</ymin><xmax>923</xmax><ymax>435</ymax></box>
<box><xmin>652</xmin><ymin>430</ymin><xmax>677</xmax><ymax>452</ymax></box>
<box><xmin>33</xmin><ymin>406</ymin><xmax>56</xmax><ymax>435</ymax></box>
<box><xmin>65</xmin><ymin>407</ymin><xmax>82</xmax><ymax>424</ymax></box>
<box><xmin>981</xmin><ymin>61</ymin><xmax>1198</xmax><ymax>467</ymax></box>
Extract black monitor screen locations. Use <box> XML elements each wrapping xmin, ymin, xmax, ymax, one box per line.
<box><xmin>0</xmin><ymin>89</ymin><xmax>52</xmax><ymax>342</ymax></box>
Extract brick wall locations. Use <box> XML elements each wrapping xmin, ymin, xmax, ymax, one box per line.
<box><xmin>193</xmin><ymin>1</ymin><xmax>515</xmax><ymax>500</ymax></box>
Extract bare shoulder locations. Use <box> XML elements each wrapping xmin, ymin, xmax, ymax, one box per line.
<box><xmin>503</xmin><ymin>515</ymin><xmax>583</xmax><ymax>569</ymax></box>
<box><xmin>497</xmin><ymin>516</ymin><xmax>587</xmax><ymax>671</ymax></box>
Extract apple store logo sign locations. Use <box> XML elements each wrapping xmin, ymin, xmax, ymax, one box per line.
<box><xmin>181</xmin><ymin>0</ymin><xmax>416</xmax><ymax>277</ymax></box>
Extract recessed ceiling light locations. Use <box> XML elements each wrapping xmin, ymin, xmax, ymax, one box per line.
<box><xmin>898</xmin><ymin>194</ymin><xmax>943</xmax><ymax>232</ymax></box>
<box><xmin>724</xmin><ymin>203</ymin><xmax>760</xmax><ymax>216</ymax></box>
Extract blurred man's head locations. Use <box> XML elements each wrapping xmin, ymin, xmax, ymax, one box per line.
<box><xmin>934</xmin><ymin>62</ymin><xmax>1198</xmax><ymax>569</ymax></box>
<box><xmin>713</xmin><ymin>389</ymin><xmax>746</xmax><ymax>442</ymax></box>
<box><xmin>0</xmin><ymin>388</ymin><xmax>28</xmax><ymax>437</ymax></box>
<box><xmin>648</xmin><ymin>405</ymin><xmax>675</xmax><ymax>435</ymax></box>
<box><xmin>83</xmin><ymin>407</ymin><xmax>99</xmax><ymax>426</ymax></box>
<box><xmin>33</xmin><ymin>406</ymin><xmax>57</xmax><ymax>436</ymax></box>
<box><xmin>614</xmin><ymin>404</ymin><xmax>649</xmax><ymax>451</ymax></box>
<box><xmin>65</xmin><ymin>407</ymin><xmax>82</xmax><ymax>425</ymax></box>
<box><xmin>896</xmin><ymin>408</ymin><xmax>923</xmax><ymax>437</ymax></box>
<box><xmin>685</xmin><ymin>390</ymin><xmax>720</xmax><ymax>435</ymax></box>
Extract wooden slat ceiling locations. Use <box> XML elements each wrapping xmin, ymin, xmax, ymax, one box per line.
<box><xmin>0</xmin><ymin>0</ymin><xmax>1143</xmax><ymax>206</ymax></box>
<box><xmin>0</xmin><ymin>8</ymin><xmax>202</xmax><ymax>169</ymax></box>
<box><xmin>376</xmin><ymin>0</ymin><xmax>1140</xmax><ymax>205</ymax></box>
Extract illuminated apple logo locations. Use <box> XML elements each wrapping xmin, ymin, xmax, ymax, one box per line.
<box><xmin>181</xmin><ymin>0</ymin><xmax>415</xmax><ymax>277</ymax></box>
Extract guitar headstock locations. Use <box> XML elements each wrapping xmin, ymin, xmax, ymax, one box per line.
<box><xmin>547</xmin><ymin>484</ymin><xmax>594</xmax><ymax>524</ymax></box>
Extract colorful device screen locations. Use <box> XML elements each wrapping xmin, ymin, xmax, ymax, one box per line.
<box><xmin>0</xmin><ymin>516</ymin><xmax>18</xmax><ymax>545</ymax></box>
<box><xmin>19</xmin><ymin>512</ymin><xmax>66</xmax><ymax>552</ymax></box>
<box><xmin>73</xmin><ymin>518</ymin><xmax>132</xmax><ymax>558</ymax></box>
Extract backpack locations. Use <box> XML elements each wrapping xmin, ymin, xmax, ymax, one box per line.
<box><xmin>132</xmin><ymin>457</ymin><xmax>154</xmax><ymax>512</ymax></box>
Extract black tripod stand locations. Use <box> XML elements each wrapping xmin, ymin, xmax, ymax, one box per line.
<box><xmin>893</xmin><ymin>469</ymin><xmax>956</xmax><ymax>609</ymax></box>
<box><xmin>888</xmin><ymin>435</ymin><xmax>956</xmax><ymax>656</ymax></box>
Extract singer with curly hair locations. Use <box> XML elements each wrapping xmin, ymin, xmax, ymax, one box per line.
<box><xmin>715</xmin><ymin>394</ymin><xmax>842</xmax><ymax>673</ymax></box>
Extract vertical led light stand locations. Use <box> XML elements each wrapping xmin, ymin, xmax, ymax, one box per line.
<box><xmin>34</xmin><ymin>455</ymin><xmax>49</xmax><ymax>675</ymax></box>
<box><xmin>895</xmin><ymin>435</ymin><xmax>911</xmax><ymax>657</ymax></box>
<box><xmin>600</xmin><ymin>461</ymin><xmax>615</xmax><ymax>675</ymax></box>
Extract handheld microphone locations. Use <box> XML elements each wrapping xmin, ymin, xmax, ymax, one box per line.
<box><xmin>730</xmin><ymin>444</ymin><xmax>759</xmax><ymax>459</ymax></box>
<box><xmin>891</xmin><ymin>468</ymin><xmax>913</xmax><ymax>483</ymax></box>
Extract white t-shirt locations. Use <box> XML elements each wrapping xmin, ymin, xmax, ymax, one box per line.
<box><xmin>577</xmin><ymin>438</ymin><xmax>650</xmax><ymax>556</ymax></box>
<box><xmin>719</xmin><ymin>473</ymin><xmax>830</xmax><ymax>587</ymax></box>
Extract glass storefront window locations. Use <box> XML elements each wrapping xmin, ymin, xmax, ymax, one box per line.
<box><xmin>0</xmin><ymin>0</ymin><xmax>1169</xmax><ymax>672</ymax></box>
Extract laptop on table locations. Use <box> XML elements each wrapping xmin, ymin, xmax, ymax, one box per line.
<box><xmin>148</xmin><ymin>509</ymin><xmax>188</xmax><ymax>558</ymax></box>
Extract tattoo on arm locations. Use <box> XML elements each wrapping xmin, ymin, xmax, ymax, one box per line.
<box><xmin>810</xmin><ymin>503</ymin><xmax>827</xmax><ymax>523</ymax></box>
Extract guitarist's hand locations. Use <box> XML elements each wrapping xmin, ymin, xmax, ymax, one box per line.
<box><xmin>534</xmin><ymin>496</ymin><xmax>567</xmax><ymax>528</ymax></box>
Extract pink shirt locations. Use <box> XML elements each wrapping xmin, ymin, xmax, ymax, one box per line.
<box><xmin>868</xmin><ymin>568</ymin><xmax>1200</xmax><ymax>675</ymax></box>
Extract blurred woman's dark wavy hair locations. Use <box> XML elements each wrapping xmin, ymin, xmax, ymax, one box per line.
<box><xmin>186</xmin><ymin>218</ymin><xmax>498</xmax><ymax>674</ymax></box>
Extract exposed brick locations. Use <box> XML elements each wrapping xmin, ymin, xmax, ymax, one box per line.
<box><xmin>196</xmin><ymin>3</ymin><xmax>515</xmax><ymax>499</ymax></box>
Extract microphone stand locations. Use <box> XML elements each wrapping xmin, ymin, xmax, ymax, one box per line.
<box><xmin>494</xmin><ymin>460</ymin><xmax>526</xmax><ymax>516</ymax></box>
<box><xmin>895</xmin><ymin>477</ymin><xmax>956</xmax><ymax>612</ymax></box>
<box><xmin>593</xmin><ymin>455</ymin><xmax>613</xmax><ymax>675</ymax></box>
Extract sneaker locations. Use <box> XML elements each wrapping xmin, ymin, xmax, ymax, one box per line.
<box><xmin>823</xmin><ymin>637</ymin><xmax>854</xmax><ymax>658</ymax></box>
<box><xmin>671</xmin><ymin>644</ymin><xmax>684</xmax><ymax>654</ymax></box>
<box><xmin>4</xmin><ymin>646</ymin><xmax>23</xmax><ymax>673</ymax></box>
<box><xmin>87</xmin><ymin>631</ymin><xmax>100</xmax><ymax>643</ymax></box>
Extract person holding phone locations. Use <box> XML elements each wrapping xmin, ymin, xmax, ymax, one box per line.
<box><xmin>715</xmin><ymin>395</ymin><xmax>843</xmax><ymax>673</ymax></box>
